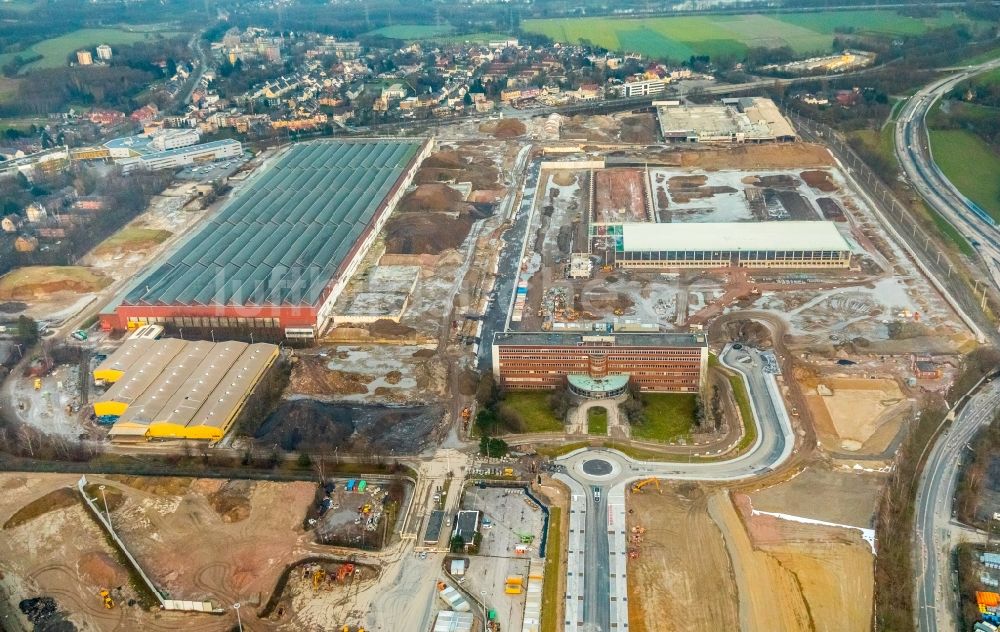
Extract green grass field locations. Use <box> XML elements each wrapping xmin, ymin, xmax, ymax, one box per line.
<box><xmin>364</xmin><ymin>24</ymin><xmax>455</xmax><ymax>40</ymax></box>
<box><xmin>631</xmin><ymin>393</ymin><xmax>695</xmax><ymax>442</ymax></box>
<box><xmin>501</xmin><ymin>391</ymin><xmax>565</xmax><ymax>433</ymax></box>
<box><xmin>92</xmin><ymin>227</ymin><xmax>172</xmax><ymax>256</ymax></box>
<box><xmin>958</xmin><ymin>46</ymin><xmax>1000</xmax><ymax>65</ymax></box>
<box><xmin>929</xmin><ymin>129</ymin><xmax>1000</xmax><ymax>222</ymax></box>
<box><xmin>587</xmin><ymin>407</ymin><xmax>608</xmax><ymax>435</ymax></box>
<box><xmin>523</xmin><ymin>10</ymin><xmax>979</xmax><ymax>61</ymax></box>
<box><xmin>428</xmin><ymin>32</ymin><xmax>510</xmax><ymax>45</ymax></box>
<box><xmin>727</xmin><ymin>374</ymin><xmax>757</xmax><ymax>451</ymax></box>
<box><xmin>0</xmin><ymin>27</ymin><xmax>171</xmax><ymax>73</ymax></box>
<box><xmin>540</xmin><ymin>506</ymin><xmax>562</xmax><ymax>632</ymax></box>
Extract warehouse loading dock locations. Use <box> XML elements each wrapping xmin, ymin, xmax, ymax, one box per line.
<box><xmin>92</xmin><ymin>339</ymin><xmax>279</xmax><ymax>441</ymax></box>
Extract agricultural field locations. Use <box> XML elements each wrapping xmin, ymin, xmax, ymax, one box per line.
<box><xmin>523</xmin><ymin>10</ymin><xmax>980</xmax><ymax>61</ymax></box>
<box><xmin>0</xmin><ymin>27</ymin><xmax>175</xmax><ymax>73</ymax></box>
<box><xmin>929</xmin><ymin>129</ymin><xmax>1000</xmax><ymax>222</ymax></box>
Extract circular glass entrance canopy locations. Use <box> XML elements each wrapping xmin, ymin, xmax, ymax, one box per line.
<box><xmin>567</xmin><ymin>373</ymin><xmax>630</xmax><ymax>399</ymax></box>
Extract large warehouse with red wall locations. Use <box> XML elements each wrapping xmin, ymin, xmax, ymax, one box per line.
<box><xmin>100</xmin><ymin>139</ymin><xmax>431</xmax><ymax>339</ymax></box>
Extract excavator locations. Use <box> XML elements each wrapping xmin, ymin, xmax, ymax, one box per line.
<box><xmin>335</xmin><ymin>563</ymin><xmax>355</xmax><ymax>582</ymax></box>
<box><xmin>98</xmin><ymin>589</ymin><xmax>114</xmax><ymax>609</ymax></box>
<box><xmin>630</xmin><ymin>478</ymin><xmax>662</xmax><ymax>494</ymax></box>
<box><xmin>312</xmin><ymin>567</ymin><xmax>326</xmax><ymax>591</ymax></box>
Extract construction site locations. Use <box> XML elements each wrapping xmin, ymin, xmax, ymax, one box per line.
<box><xmin>0</xmin><ymin>471</ymin><xmax>419</xmax><ymax>632</ymax></box>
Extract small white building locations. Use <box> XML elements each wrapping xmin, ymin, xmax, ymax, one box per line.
<box><xmin>618</xmin><ymin>79</ymin><xmax>666</xmax><ymax>98</ymax></box>
<box><xmin>96</xmin><ymin>44</ymin><xmax>112</xmax><ymax>61</ymax></box>
<box><xmin>25</xmin><ymin>203</ymin><xmax>47</xmax><ymax>223</ymax></box>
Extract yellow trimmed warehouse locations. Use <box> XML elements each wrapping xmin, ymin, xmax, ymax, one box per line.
<box><xmin>92</xmin><ymin>338</ymin><xmax>157</xmax><ymax>384</ymax></box>
<box><xmin>92</xmin><ymin>339</ymin><xmax>279</xmax><ymax>442</ymax></box>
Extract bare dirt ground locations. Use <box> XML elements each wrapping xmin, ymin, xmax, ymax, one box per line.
<box><xmin>799</xmin><ymin>374</ymin><xmax>912</xmax><ymax>455</ymax></box>
<box><xmin>746</xmin><ymin>463</ymin><xmax>883</xmax><ymax>528</ymax></box>
<box><xmin>594</xmin><ymin>168</ymin><xmax>648</xmax><ymax>223</ymax></box>
<box><xmin>105</xmin><ymin>476</ymin><xmax>317</xmax><ymax>605</ymax></box>
<box><xmin>264</xmin><ymin>560</ymin><xmax>380</xmax><ymax>631</ymax></box>
<box><xmin>627</xmin><ymin>484</ymin><xmax>740</xmax><ymax>632</ymax></box>
<box><xmin>479</xmin><ymin>118</ymin><xmax>526</xmax><ymax>138</ymax></box>
<box><xmin>708</xmin><ymin>491</ymin><xmax>873</xmax><ymax>632</ymax></box>
<box><xmin>0</xmin><ymin>473</ymin><xmax>255</xmax><ymax>632</ymax></box>
<box><xmin>674</xmin><ymin>143</ymin><xmax>835</xmax><ymax>169</ymax></box>
<box><xmin>289</xmin><ymin>346</ymin><xmax>447</xmax><ymax>405</ymax></box>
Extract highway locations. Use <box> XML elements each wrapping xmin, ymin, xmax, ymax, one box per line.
<box><xmin>553</xmin><ymin>344</ymin><xmax>795</xmax><ymax>631</ymax></box>
<box><xmin>914</xmin><ymin>379</ymin><xmax>1000</xmax><ymax>632</ymax></box>
<box><xmin>894</xmin><ymin>57</ymin><xmax>1000</xmax><ymax>292</ymax></box>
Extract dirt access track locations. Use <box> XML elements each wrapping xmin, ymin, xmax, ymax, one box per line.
<box><xmin>0</xmin><ymin>472</ymin><xmax>321</xmax><ymax>632</ymax></box>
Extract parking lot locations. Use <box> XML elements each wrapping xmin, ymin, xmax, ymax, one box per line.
<box><xmin>175</xmin><ymin>155</ymin><xmax>249</xmax><ymax>181</ymax></box>
<box><xmin>458</xmin><ymin>486</ymin><xmax>547</xmax><ymax>632</ymax></box>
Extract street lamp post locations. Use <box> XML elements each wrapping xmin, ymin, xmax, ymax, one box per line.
<box><xmin>233</xmin><ymin>602</ymin><xmax>242</xmax><ymax>632</ymax></box>
<box><xmin>99</xmin><ymin>485</ymin><xmax>109</xmax><ymax>522</ymax></box>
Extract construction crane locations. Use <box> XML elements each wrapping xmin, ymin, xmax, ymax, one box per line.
<box><xmin>630</xmin><ymin>478</ymin><xmax>662</xmax><ymax>494</ymax></box>
<box><xmin>98</xmin><ymin>589</ymin><xmax>114</xmax><ymax>609</ymax></box>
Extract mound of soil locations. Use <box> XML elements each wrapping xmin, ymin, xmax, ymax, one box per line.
<box><xmin>19</xmin><ymin>596</ymin><xmax>75</xmax><ymax>632</ymax></box>
<box><xmin>255</xmin><ymin>400</ymin><xmax>445</xmax><ymax>454</ymax></box>
<box><xmin>383</xmin><ymin>213</ymin><xmax>473</xmax><ymax>255</ymax></box>
<box><xmin>619</xmin><ymin>114</ymin><xmax>657</xmax><ymax>144</ymax></box>
<box><xmin>105</xmin><ymin>476</ymin><xmax>191</xmax><ymax>497</ymax></box>
<box><xmin>78</xmin><ymin>551</ymin><xmax>128</xmax><ymax>588</ymax></box>
<box><xmin>0</xmin><ymin>301</ymin><xmax>27</xmax><ymax>313</ymax></box>
<box><xmin>422</xmin><ymin>150</ymin><xmax>464</xmax><ymax>169</ymax></box>
<box><xmin>384</xmin><ymin>370</ymin><xmax>403</xmax><ymax>385</ymax></box>
<box><xmin>721</xmin><ymin>319</ymin><xmax>773</xmax><ymax>348</ymax></box>
<box><xmin>412</xmin><ymin>349</ymin><xmax>436</xmax><ymax>358</ymax></box>
<box><xmin>3</xmin><ymin>488</ymin><xmax>78</xmax><ymax>530</ymax></box>
<box><xmin>753</xmin><ymin>175</ymin><xmax>797</xmax><ymax>188</ymax></box>
<box><xmin>290</xmin><ymin>356</ymin><xmax>372</xmax><ymax>396</ymax></box>
<box><xmin>207</xmin><ymin>480</ymin><xmax>255</xmax><ymax>523</ymax></box>
<box><xmin>492</xmin><ymin>119</ymin><xmax>526</xmax><ymax>138</ymax></box>
<box><xmin>801</xmin><ymin>170</ymin><xmax>838</xmax><ymax>192</ymax></box>
<box><xmin>368</xmin><ymin>319</ymin><xmax>417</xmax><ymax>338</ymax></box>
<box><xmin>398</xmin><ymin>183</ymin><xmax>465</xmax><ymax>213</ymax></box>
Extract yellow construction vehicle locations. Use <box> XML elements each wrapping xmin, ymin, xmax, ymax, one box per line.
<box><xmin>630</xmin><ymin>478</ymin><xmax>662</xmax><ymax>494</ymax></box>
<box><xmin>99</xmin><ymin>589</ymin><xmax>114</xmax><ymax>609</ymax></box>
<box><xmin>312</xmin><ymin>567</ymin><xmax>326</xmax><ymax>591</ymax></box>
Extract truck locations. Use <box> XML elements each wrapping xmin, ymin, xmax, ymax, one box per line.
<box><xmin>592</xmin><ymin>486</ymin><xmax>601</xmax><ymax>503</ymax></box>
<box><xmin>33</xmin><ymin>378</ymin><xmax>41</xmax><ymax>390</ymax></box>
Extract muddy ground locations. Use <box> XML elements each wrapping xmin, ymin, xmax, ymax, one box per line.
<box><xmin>256</xmin><ymin>399</ymin><xmax>445</xmax><ymax>454</ymax></box>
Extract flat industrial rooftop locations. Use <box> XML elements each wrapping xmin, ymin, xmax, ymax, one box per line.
<box><xmin>120</xmin><ymin>140</ymin><xmax>423</xmax><ymax>308</ymax></box>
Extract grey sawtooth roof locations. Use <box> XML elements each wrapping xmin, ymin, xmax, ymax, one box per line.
<box><xmin>122</xmin><ymin>140</ymin><xmax>422</xmax><ymax>308</ymax></box>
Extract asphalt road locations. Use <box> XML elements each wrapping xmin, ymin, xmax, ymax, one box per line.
<box><xmin>554</xmin><ymin>343</ymin><xmax>794</xmax><ymax>631</ymax></box>
<box><xmin>894</xmin><ymin>58</ymin><xmax>1000</xmax><ymax>292</ymax></box>
<box><xmin>914</xmin><ymin>379</ymin><xmax>1000</xmax><ymax>632</ymax></box>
